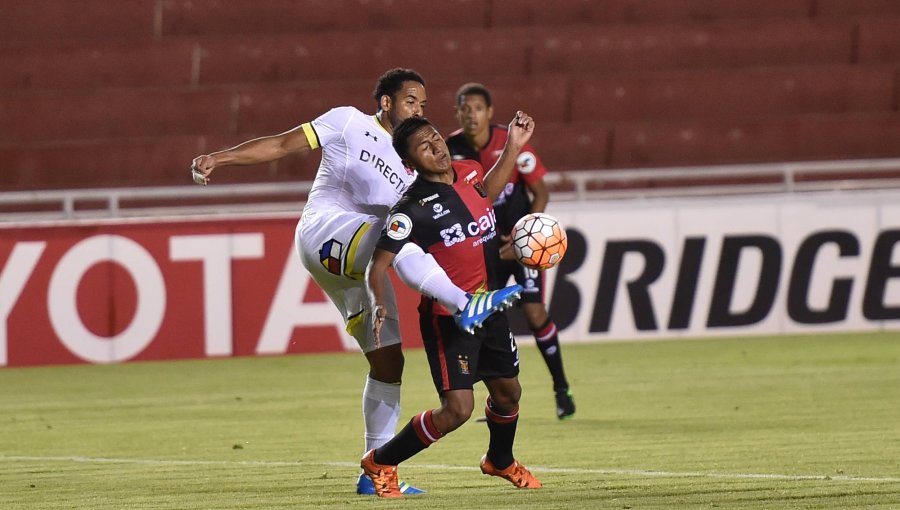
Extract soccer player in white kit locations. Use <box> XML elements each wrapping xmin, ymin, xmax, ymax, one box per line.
<box><xmin>190</xmin><ymin>69</ymin><xmax>522</xmax><ymax>495</ymax></box>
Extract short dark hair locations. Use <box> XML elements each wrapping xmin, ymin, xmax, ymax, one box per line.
<box><xmin>455</xmin><ymin>82</ymin><xmax>492</xmax><ymax>107</ymax></box>
<box><xmin>392</xmin><ymin>117</ymin><xmax>433</xmax><ymax>161</ymax></box>
<box><xmin>373</xmin><ymin>68</ymin><xmax>425</xmax><ymax>108</ymax></box>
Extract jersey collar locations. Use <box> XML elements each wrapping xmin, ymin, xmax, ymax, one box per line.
<box><xmin>372</xmin><ymin>113</ymin><xmax>391</xmax><ymax>136</ymax></box>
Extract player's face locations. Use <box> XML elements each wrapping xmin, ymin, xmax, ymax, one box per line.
<box><xmin>386</xmin><ymin>80</ymin><xmax>427</xmax><ymax>128</ymax></box>
<box><xmin>406</xmin><ymin>125</ymin><xmax>452</xmax><ymax>176</ymax></box>
<box><xmin>456</xmin><ymin>94</ymin><xmax>493</xmax><ymax>138</ymax></box>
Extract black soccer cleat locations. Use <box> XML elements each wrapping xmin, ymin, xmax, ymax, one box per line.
<box><xmin>555</xmin><ymin>389</ymin><xmax>576</xmax><ymax>420</ymax></box>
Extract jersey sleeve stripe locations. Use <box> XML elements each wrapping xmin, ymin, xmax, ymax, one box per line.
<box><xmin>300</xmin><ymin>122</ymin><xmax>321</xmax><ymax>150</ymax></box>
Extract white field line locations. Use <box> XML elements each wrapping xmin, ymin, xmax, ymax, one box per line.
<box><xmin>1</xmin><ymin>454</ymin><xmax>899</xmax><ymax>483</ymax></box>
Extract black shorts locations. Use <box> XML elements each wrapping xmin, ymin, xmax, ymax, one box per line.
<box><xmin>419</xmin><ymin>307</ymin><xmax>520</xmax><ymax>394</ymax></box>
<box><xmin>495</xmin><ymin>258</ymin><xmax>544</xmax><ymax>305</ymax></box>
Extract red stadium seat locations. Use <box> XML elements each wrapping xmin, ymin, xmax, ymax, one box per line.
<box><xmin>526</xmin><ymin>122</ymin><xmax>612</xmax><ymax>171</ymax></box>
<box><xmin>159</xmin><ymin>0</ymin><xmax>489</xmax><ymax>36</ymax></box>
<box><xmin>491</xmin><ymin>0</ymin><xmax>813</xmax><ymax>27</ymax></box>
<box><xmin>0</xmin><ymin>135</ymin><xmax>322</xmax><ymax>191</ymax></box>
<box><xmin>0</xmin><ymin>41</ymin><xmax>195</xmax><ymax>91</ymax></box>
<box><xmin>195</xmin><ymin>29</ymin><xmax>531</xmax><ymax>85</ymax></box>
<box><xmin>0</xmin><ymin>89</ymin><xmax>235</xmax><ymax>143</ymax></box>
<box><xmin>234</xmin><ymin>81</ymin><xmax>374</xmax><ymax>136</ymax></box>
<box><xmin>531</xmin><ymin>21</ymin><xmax>853</xmax><ymax>74</ymax></box>
<box><xmin>569</xmin><ymin>65</ymin><xmax>895</xmax><ymax>122</ymax></box>
<box><xmin>0</xmin><ymin>0</ymin><xmax>156</xmax><ymax>44</ymax></box>
<box><xmin>816</xmin><ymin>0</ymin><xmax>900</xmax><ymax>17</ymax></box>
<box><xmin>857</xmin><ymin>18</ymin><xmax>900</xmax><ymax>63</ymax></box>
<box><xmin>0</xmin><ymin>137</ymin><xmax>203</xmax><ymax>190</ymax></box>
<box><xmin>610</xmin><ymin>114</ymin><xmax>900</xmax><ymax>168</ymax></box>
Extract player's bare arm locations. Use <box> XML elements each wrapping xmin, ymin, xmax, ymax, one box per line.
<box><xmin>482</xmin><ymin>111</ymin><xmax>535</xmax><ymax>201</ymax></box>
<box><xmin>527</xmin><ymin>177</ymin><xmax>550</xmax><ymax>213</ymax></box>
<box><xmin>365</xmin><ymin>247</ymin><xmax>397</xmax><ymax>346</ymax></box>
<box><xmin>190</xmin><ymin>125</ymin><xmax>313</xmax><ymax>185</ymax></box>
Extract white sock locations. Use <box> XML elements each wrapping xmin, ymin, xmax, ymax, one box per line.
<box><xmin>393</xmin><ymin>243</ymin><xmax>469</xmax><ymax>312</ymax></box>
<box><xmin>362</xmin><ymin>375</ymin><xmax>401</xmax><ymax>452</ymax></box>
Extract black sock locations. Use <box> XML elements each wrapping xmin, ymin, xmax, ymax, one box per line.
<box><xmin>374</xmin><ymin>410</ymin><xmax>442</xmax><ymax>466</ymax></box>
<box><xmin>485</xmin><ymin>398</ymin><xmax>518</xmax><ymax>470</ymax></box>
<box><xmin>534</xmin><ymin>319</ymin><xmax>569</xmax><ymax>391</ymax></box>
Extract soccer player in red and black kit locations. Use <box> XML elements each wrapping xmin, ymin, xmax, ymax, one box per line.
<box><xmin>363</xmin><ymin>112</ymin><xmax>541</xmax><ymax>497</ymax></box>
<box><xmin>446</xmin><ymin>83</ymin><xmax>576</xmax><ymax>419</ymax></box>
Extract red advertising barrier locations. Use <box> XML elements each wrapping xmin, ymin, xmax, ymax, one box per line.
<box><xmin>0</xmin><ymin>215</ymin><xmax>423</xmax><ymax>367</ymax></box>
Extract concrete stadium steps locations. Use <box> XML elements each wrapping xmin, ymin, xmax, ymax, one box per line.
<box><xmin>158</xmin><ymin>0</ymin><xmax>491</xmax><ymax>36</ymax></box>
<box><xmin>568</xmin><ymin>65</ymin><xmax>898</xmax><ymax>123</ymax></box>
<box><xmin>7</xmin><ymin>0</ymin><xmax>860</xmax><ymax>45</ymax></box>
<box><xmin>0</xmin><ymin>88</ymin><xmax>236</xmax><ymax>143</ymax></box>
<box><xmin>531</xmin><ymin>21</ymin><xmax>854</xmax><ymax>75</ymax></box>
<box><xmin>3</xmin><ymin>2</ymin><xmax>900</xmax><ymax>190</ymax></box>
<box><xmin>0</xmin><ymin>41</ymin><xmax>196</xmax><ymax>91</ymax></box>
<box><xmin>490</xmin><ymin>0</ymin><xmax>814</xmax><ymax>27</ymax></box>
<box><xmin>0</xmin><ymin>135</ymin><xmax>321</xmax><ymax>191</ymax></box>
<box><xmin>9</xmin><ymin>112</ymin><xmax>899</xmax><ymax>190</ymax></box>
<box><xmin>12</xmin><ymin>17</ymin><xmax>900</xmax><ymax>93</ymax></box>
<box><xmin>0</xmin><ymin>0</ymin><xmax>158</xmax><ymax>44</ymax></box>
<box><xmin>528</xmin><ymin>123</ymin><xmax>613</xmax><ymax>170</ymax></box>
<box><xmin>191</xmin><ymin>28</ymin><xmax>532</xmax><ymax>86</ymax></box>
<box><xmin>816</xmin><ymin>0</ymin><xmax>900</xmax><ymax>17</ymax></box>
<box><xmin>0</xmin><ymin>78</ymin><xmax>571</xmax><ymax>145</ymax></box>
<box><xmin>610</xmin><ymin>113</ymin><xmax>900</xmax><ymax>168</ymax></box>
<box><xmin>858</xmin><ymin>18</ymin><xmax>900</xmax><ymax>64</ymax></box>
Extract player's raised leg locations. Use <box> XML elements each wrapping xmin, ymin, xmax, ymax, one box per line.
<box><xmin>392</xmin><ymin>243</ymin><xmax>524</xmax><ymax>333</ymax></box>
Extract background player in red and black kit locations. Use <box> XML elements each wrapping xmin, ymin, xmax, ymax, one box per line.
<box><xmin>446</xmin><ymin>83</ymin><xmax>576</xmax><ymax>419</ymax></box>
<box><xmin>363</xmin><ymin>113</ymin><xmax>541</xmax><ymax>497</ymax></box>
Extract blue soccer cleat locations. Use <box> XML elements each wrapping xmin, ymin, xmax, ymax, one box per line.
<box><xmin>455</xmin><ymin>284</ymin><xmax>524</xmax><ymax>334</ymax></box>
<box><xmin>356</xmin><ymin>473</ymin><xmax>425</xmax><ymax>495</ymax></box>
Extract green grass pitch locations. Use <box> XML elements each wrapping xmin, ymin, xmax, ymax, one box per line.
<box><xmin>1</xmin><ymin>332</ymin><xmax>899</xmax><ymax>509</ymax></box>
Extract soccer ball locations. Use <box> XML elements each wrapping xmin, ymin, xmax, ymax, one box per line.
<box><xmin>511</xmin><ymin>213</ymin><xmax>567</xmax><ymax>270</ymax></box>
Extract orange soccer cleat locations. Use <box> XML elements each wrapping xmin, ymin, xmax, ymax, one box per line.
<box><xmin>360</xmin><ymin>449</ymin><xmax>403</xmax><ymax>498</ymax></box>
<box><xmin>479</xmin><ymin>454</ymin><xmax>543</xmax><ymax>489</ymax></box>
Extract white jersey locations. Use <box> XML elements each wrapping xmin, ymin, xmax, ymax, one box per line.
<box><xmin>300</xmin><ymin>106</ymin><xmax>414</xmax><ymax>223</ymax></box>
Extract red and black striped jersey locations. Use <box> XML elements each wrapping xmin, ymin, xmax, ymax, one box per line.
<box><xmin>377</xmin><ymin>160</ymin><xmax>503</xmax><ymax>315</ymax></box>
<box><xmin>446</xmin><ymin>124</ymin><xmax>547</xmax><ymax>234</ymax></box>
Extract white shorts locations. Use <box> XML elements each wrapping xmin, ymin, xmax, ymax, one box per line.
<box><xmin>295</xmin><ymin>209</ymin><xmax>400</xmax><ymax>353</ymax></box>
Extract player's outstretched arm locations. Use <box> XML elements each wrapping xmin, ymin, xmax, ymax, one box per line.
<box><xmin>365</xmin><ymin>247</ymin><xmax>397</xmax><ymax>347</ymax></box>
<box><xmin>482</xmin><ymin>111</ymin><xmax>535</xmax><ymax>201</ymax></box>
<box><xmin>190</xmin><ymin>125</ymin><xmax>313</xmax><ymax>185</ymax></box>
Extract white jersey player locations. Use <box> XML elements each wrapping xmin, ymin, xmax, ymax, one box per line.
<box><xmin>190</xmin><ymin>69</ymin><xmax>521</xmax><ymax>495</ymax></box>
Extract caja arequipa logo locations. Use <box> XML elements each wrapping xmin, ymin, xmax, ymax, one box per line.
<box><xmin>386</xmin><ymin>213</ymin><xmax>412</xmax><ymax>240</ymax></box>
<box><xmin>440</xmin><ymin>223</ymin><xmax>466</xmax><ymax>247</ymax></box>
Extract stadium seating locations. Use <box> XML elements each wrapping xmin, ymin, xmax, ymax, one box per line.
<box><xmin>530</xmin><ymin>21</ymin><xmax>854</xmax><ymax>75</ymax></box>
<box><xmin>194</xmin><ymin>29</ymin><xmax>531</xmax><ymax>86</ymax></box>
<box><xmin>569</xmin><ymin>65</ymin><xmax>895</xmax><ymax>122</ymax></box>
<box><xmin>857</xmin><ymin>19</ymin><xmax>900</xmax><ymax>64</ymax></box>
<box><xmin>0</xmin><ymin>89</ymin><xmax>235</xmax><ymax>142</ymax></box>
<box><xmin>0</xmin><ymin>41</ymin><xmax>196</xmax><ymax>91</ymax></box>
<box><xmin>815</xmin><ymin>0</ymin><xmax>900</xmax><ymax>18</ymax></box>
<box><xmin>2</xmin><ymin>1</ymin><xmax>900</xmax><ymax>191</ymax></box>
<box><xmin>159</xmin><ymin>0</ymin><xmax>491</xmax><ymax>36</ymax></box>
<box><xmin>490</xmin><ymin>0</ymin><xmax>814</xmax><ymax>27</ymax></box>
<box><xmin>0</xmin><ymin>0</ymin><xmax>157</xmax><ymax>44</ymax></box>
<box><xmin>611</xmin><ymin>113</ymin><xmax>900</xmax><ymax>168</ymax></box>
